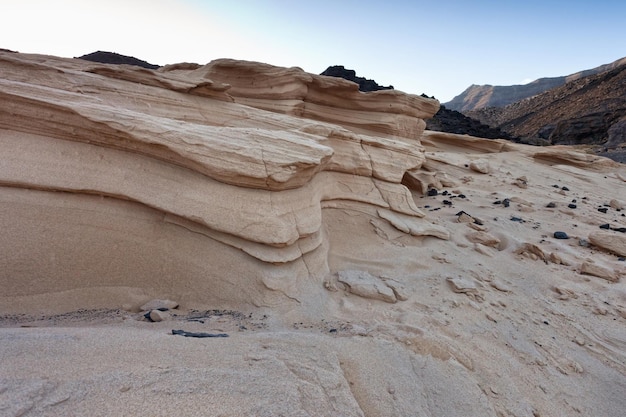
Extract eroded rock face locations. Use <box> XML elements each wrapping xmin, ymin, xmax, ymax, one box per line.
<box><xmin>0</xmin><ymin>51</ymin><xmax>441</xmax><ymax>310</ymax></box>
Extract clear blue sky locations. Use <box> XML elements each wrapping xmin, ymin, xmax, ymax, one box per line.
<box><xmin>3</xmin><ymin>0</ymin><xmax>625</xmax><ymax>102</ymax></box>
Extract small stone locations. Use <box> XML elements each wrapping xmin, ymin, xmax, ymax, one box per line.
<box><xmin>515</xmin><ymin>243</ymin><xmax>548</xmax><ymax>262</ymax></box>
<box><xmin>149</xmin><ymin>309</ymin><xmax>169</xmax><ymax>322</ymax></box>
<box><xmin>549</xmin><ymin>252</ymin><xmax>568</xmax><ymax>265</ymax></box>
<box><xmin>503</xmin><ymin>198</ymin><xmax>510</xmax><ymax>208</ymax></box>
<box><xmin>598</xmin><ymin>207</ymin><xmax>608</xmax><ymax>213</ymax></box>
<box><xmin>588</xmin><ymin>231</ymin><xmax>626</xmax><ymax>257</ymax></box>
<box><xmin>427</xmin><ymin>188</ymin><xmax>438</xmax><ymax>196</ymax></box>
<box><xmin>446</xmin><ymin>276</ymin><xmax>480</xmax><ymax>297</ymax></box>
<box><xmin>474</xmin><ymin>242</ymin><xmax>497</xmax><ymax>257</ymax></box>
<box><xmin>562</xmin><ymin>186</ymin><xmax>570</xmax><ymax>191</ymax></box>
<box><xmin>337</xmin><ymin>270</ymin><xmax>397</xmax><ymax>303</ymax></box>
<box><xmin>443</xmin><ymin>200</ymin><xmax>452</xmax><ymax>205</ymax></box>
<box><xmin>580</xmin><ymin>262</ymin><xmax>619</xmax><ymax>282</ymax></box>
<box><xmin>510</xmin><ymin>216</ymin><xmax>524</xmax><ymax>222</ymax></box>
<box><xmin>610</xmin><ymin>199</ymin><xmax>624</xmax><ymax>210</ymax></box>
<box><xmin>457</xmin><ymin>212</ymin><xmax>474</xmax><ymax>223</ymax></box>
<box><xmin>546</xmin><ymin>202</ymin><xmax>557</xmax><ymax>208</ymax></box>
<box><xmin>514</xmin><ymin>176</ymin><xmax>528</xmax><ymax>188</ymax></box>
<box><xmin>380</xmin><ymin>276</ymin><xmax>410</xmax><ymax>301</ymax></box>
<box><xmin>599</xmin><ymin>224</ymin><xmax>610</xmax><ymax>229</ymax></box>
<box><xmin>568</xmin><ymin>204</ymin><xmax>577</xmax><ymax>209</ymax></box>
<box><xmin>466</xmin><ymin>231</ymin><xmax>501</xmax><ymax>248</ymax></box>
<box><xmin>469</xmin><ymin>159</ymin><xmax>490</xmax><ymax>174</ymax></box>
<box><xmin>553</xmin><ymin>232</ymin><xmax>569</xmax><ymax>239</ymax></box>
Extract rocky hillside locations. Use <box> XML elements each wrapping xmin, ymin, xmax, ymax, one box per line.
<box><xmin>445</xmin><ymin>56</ymin><xmax>626</xmax><ymax>112</ymax></box>
<box><xmin>467</xmin><ymin>63</ymin><xmax>626</xmax><ymax>153</ymax></box>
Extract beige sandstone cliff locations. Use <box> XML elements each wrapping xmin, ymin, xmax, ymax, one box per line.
<box><xmin>0</xmin><ymin>51</ymin><xmax>450</xmax><ymax>312</ymax></box>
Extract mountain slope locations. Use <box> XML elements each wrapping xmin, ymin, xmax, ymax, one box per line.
<box><xmin>445</xmin><ymin>56</ymin><xmax>626</xmax><ymax>112</ymax></box>
<box><xmin>467</xmin><ymin>63</ymin><xmax>626</xmax><ymax>150</ymax></box>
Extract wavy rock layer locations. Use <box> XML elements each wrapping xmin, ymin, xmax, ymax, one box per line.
<box><xmin>0</xmin><ymin>51</ymin><xmax>442</xmax><ymax>309</ymax></box>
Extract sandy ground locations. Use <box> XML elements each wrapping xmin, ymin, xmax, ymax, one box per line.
<box><xmin>2</xmin><ymin>145</ymin><xmax>626</xmax><ymax>416</ymax></box>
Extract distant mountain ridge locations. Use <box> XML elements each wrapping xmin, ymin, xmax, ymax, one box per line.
<box><xmin>445</xmin><ymin>56</ymin><xmax>626</xmax><ymax>112</ymax></box>
<box><xmin>467</xmin><ymin>63</ymin><xmax>626</xmax><ymax>156</ymax></box>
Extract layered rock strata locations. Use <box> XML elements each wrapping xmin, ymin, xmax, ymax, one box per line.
<box><xmin>0</xmin><ymin>51</ymin><xmax>443</xmax><ymax>309</ymax></box>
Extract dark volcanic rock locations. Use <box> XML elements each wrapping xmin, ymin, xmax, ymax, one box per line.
<box><xmin>426</xmin><ymin>104</ymin><xmax>516</xmax><ymax>140</ymax></box>
<box><xmin>320</xmin><ymin>66</ymin><xmax>393</xmax><ymax>92</ymax></box>
<box><xmin>77</xmin><ymin>51</ymin><xmax>160</xmax><ymax>70</ymax></box>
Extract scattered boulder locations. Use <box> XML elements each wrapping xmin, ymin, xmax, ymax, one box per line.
<box><xmin>337</xmin><ymin>270</ymin><xmax>397</xmax><ymax>303</ymax></box>
<box><xmin>553</xmin><ymin>232</ymin><xmax>569</xmax><ymax>240</ymax></box>
<box><xmin>469</xmin><ymin>159</ymin><xmax>490</xmax><ymax>174</ymax></box>
<box><xmin>514</xmin><ymin>176</ymin><xmax>528</xmax><ymax>188</ymax></box>
<box><xmin>149</xmin><ymin>309</ymin><xmax>170</xmax><ymax>322</ymax></box>
<box><xmin>474</xmin><ymin>243</ymin><xmax>497</xmax><ymax>257</ymax></box>
<box><xmin>588</xmin><ymin>231</ymin><xmax>626</xmax><ymax>257</ymax></box>
<box><xmin>610</xmin><ymin>199</ymin><xmax>624</xmax><ymax>210</ymax></box>
<box><xmin>380</xmin><ymin>276</ymin><xmax>410</xmax><ymax>301</ymax></box>
<box><xmin>466</xmin><ymin>231</ymin><xmax>501</xmax><ymax>248</ymax></box>
<box><xmin>549</xmin><ymin>252</ymin><xmax>570</xmax><ymax>266</ymax></box>
<box><xmin>515</xmin><ymin>243</ymin><xmax>548</xmax><ymax>263</ymax></box>
<box><xmin>446</xmin><ymin>276</ymin><xmax>481</xmax><ymax>299</ymax></box>
<box><xmin>457</xmin><ymin>212</ymin><xmax>474</xmax><ymax>223</ymax></box>
<box><xmin>580</xmin><ymin>261</ymin><xmax>619</xmax><ymax>282</ymax></box>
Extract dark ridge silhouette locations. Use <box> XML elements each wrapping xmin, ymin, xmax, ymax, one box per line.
<box><xmin>77</xmin><ymin>51</ymin><xmax>160</xmax><ymax>70</ymax></box>
<box><xmin>321</xmin><ymin>66</ymin><xmax>394</xmax><ymax>92</ymax></box>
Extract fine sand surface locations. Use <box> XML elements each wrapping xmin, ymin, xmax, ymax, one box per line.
<box><xmin>1</xmin><ymin>52</ymin><xmax>626</xmax><ymax>416</ymax></box>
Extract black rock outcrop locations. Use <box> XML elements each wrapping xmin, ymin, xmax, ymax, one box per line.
<box><xmin>77</xmin><ymin>51</ymin><xmax>160</xmax><ymax>69</ymax></box>
<box><xmin>321</xmin><ymin>66</ymin><xmax>393</xmax><ymax>92</ymax></box>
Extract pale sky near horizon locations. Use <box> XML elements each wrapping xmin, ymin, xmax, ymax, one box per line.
<box><xmin>3</xmin><ymin>0</ymin><xmax>625</xmax><ymax>102</ymax></box>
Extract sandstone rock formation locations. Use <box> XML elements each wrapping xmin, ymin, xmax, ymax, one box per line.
<box><xmin>0</xmin><ymin>51</ymin><xmax>442</xmax><ymax>311</ymax></box>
